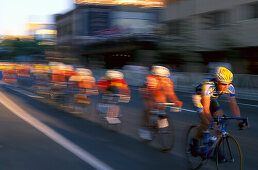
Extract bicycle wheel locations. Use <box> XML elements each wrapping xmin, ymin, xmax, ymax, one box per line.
<box><xmin>156</xmin><ymin>115</ymin><xmax>175</xmax><ymax>152</ymax></box>
<box><xmin>185</xmin><ymin>125</ymin><xmax>207</xmax><ymax>170</ymax></box>
<box><xmin>215</xmin><ymin>134</ymin><xmax>243</xmax><ymax>170</ymax></box>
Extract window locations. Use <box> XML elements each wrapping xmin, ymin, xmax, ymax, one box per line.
<box><xmin>202</xmin><ymin>11</ymin><xmax>229</xmax><ymax>29</ymax></box>
<box><xmin>249</xmin><ymin>3</ymin><xmax>258</xmax><ymax>19</ymax></box>
<box><xmin>167</xmin><ymin>20</ymin><xmax>181</xmax><ymax>35</ymax></box>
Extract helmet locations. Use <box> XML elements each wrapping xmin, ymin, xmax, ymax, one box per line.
<box><xmin>215</xmin><ymin>67</ymin><xmax>233</xmax><ymax>83</ymax></box>
<box><xmin>106</xmin><ymin>70</ymin><xmax>124</xmax><ymax>79</ymax></box>
<box><xmin>76</xmin><ymin>68</ymin><xmax>92</xmax><ymax>76</ymax></box>
<box><xmin>65</xmin><ymin>65</ymin><xmax>74</xmax><ymax>71</ymax></box>
<box><xmin>151</xmin><ymin>66</ymin><xmax>170</xmax><ymax>77</ymax></box>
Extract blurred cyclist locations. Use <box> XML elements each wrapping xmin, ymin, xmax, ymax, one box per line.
<box><xmin>191</xmin><ymin>67</ymin><xmax>248</xmax><ymax>156</ymax></box>
<box><xmin>97</xmin><ymin>70</ymin><xmax>130</xmax><ymax>102</ymax></box>
<box><xmin>69</xmin><ymin>68</ymin><xmax>97</xmax><ymax>95</ymax></box>
<box><xmin>139</xmin><ymin>66</ymin><xmax>183</xmax><ymax>140</ymax></box>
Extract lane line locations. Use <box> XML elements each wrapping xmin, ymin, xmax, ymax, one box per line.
<box><xmin>11</xmin><ymin>88</ymin><xmax>44</xmax><ymax>98</ymax></box>
<box><xmin>181</xmin><ymin>108</ymin><xmax>196</xmax><ymax>113</ymax></box>
<box><xmin>0</xmin><ymin>92</ymin><xmax>113</xmax><ymax>170</ymax></box>
<box><xmin>236</xmin><ymin>102</ymin><xmax>258</xmax><ymax>108</ymax></box>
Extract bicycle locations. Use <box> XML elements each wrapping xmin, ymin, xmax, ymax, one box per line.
<box><xmin>185</xmin><ymin>115</ymin><xmax>248</xmax><ymax>170</ymax></box>
<box><xmin>139</xmin><ymin>103</ymin><xmax>181</xmax><ymax>152</ymax></box>
<box><xmin>96</xmin><ymin>93</ymin><xmax>129</xmax><ymax>131</ymax></box>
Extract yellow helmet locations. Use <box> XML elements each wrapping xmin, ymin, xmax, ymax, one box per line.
<box><xmin>215</xmin><ymin>67</ymin><xmax>233</xmax><ymax>83</ymax></box>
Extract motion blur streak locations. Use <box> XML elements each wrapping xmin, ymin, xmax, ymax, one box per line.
<box><xmin>0</xmin><ymin>91</ymin><xmax>114</xmax><ymax>170</ymax></box>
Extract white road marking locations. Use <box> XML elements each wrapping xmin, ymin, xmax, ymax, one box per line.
<box><xmin>0</xmin><ymin>92</ymin><xmax>113</xmax><ymax>170</ymax></box>
<box><xmin>237</xmin><ymin>102</ymin><xmax>258</xmax><ymax>108</ymax></box>
<box><xmin>11</xmin><ymin>88</ymin><xmax>44</xmax><ymax>98</ymax></box>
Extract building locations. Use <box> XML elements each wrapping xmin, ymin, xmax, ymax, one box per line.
<box><xmin>55</xmin><ymin>1</ymin><xmax>163</xmax><ymax>67</ymax></box>
<box><xmin>56</xmin><ymin>3</ymin><xmax>162</xmax><ymax>44</ymax></box>
<box><xmin>163</xmin><ymin>0</ymin><xmax>258</xmax><ymax>74</ymax></box>
<box><xmin>27</xmin><ymin>23</ymin><xmax>56</xmax><ymax>43</ymax></box>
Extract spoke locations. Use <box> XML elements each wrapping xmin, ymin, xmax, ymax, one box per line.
<box><xmin>226</xmin><ymin>137</ymin><xmax>234</xmax><ymax>162</ymax></box>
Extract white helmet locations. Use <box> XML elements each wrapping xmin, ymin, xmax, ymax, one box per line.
<box><xmin>151</xmin><ymin>66</ymin><xmax>170</xmax><ymax>77</ymax></box>
<box><xmin>65</xmin><ymin>65</ymin><xmax>74</xmax><ymax>71</ymax></box>
<box><xmin>106</xmin><ymin>70</ymin><xmax>124</xmax><ymax>79</ymax></box>
<box><xmin>76</xmin><ymin>68</ymin><xmax>92</xmax><ymax>76</ymax></box>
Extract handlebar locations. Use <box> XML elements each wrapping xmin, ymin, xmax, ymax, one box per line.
<box><xmin>213</xmin><ymin>116</ymin><xmax>249</xmax><ymax>127</ymax></box>
<box><xmin>154</xmin><ymin>103</ymin><xmax>181</xmax><ymax>112</ymax></box>
<box><xmin>156</xmin><ymin>103</ymin><xmax>175</xmax><ymax>106</ymax></box>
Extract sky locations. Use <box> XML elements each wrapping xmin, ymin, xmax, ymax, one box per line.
<box><xmin>0</xmin><ymin>0</ymin><xmax>74</xmax><ymax>35</ymax></box>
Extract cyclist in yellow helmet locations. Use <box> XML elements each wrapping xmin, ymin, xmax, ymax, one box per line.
<box><xmin>191</xmin><ymin>67</ymin><xmax>248</xmax><ymax>156</ymax></box>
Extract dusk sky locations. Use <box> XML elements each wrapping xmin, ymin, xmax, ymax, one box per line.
<box><xmin>0</xmin><ymin>0</ymin><xmax>74</xmax><ymax>35</ymax></box>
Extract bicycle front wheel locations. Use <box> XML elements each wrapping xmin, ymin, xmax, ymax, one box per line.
<box><xmin>215</xmin><ymin>134</ymin><xmax>243</xmax><ymax>170</ymax></box>
<box><xmin>156</xmin><ymin>115</ymin><xmax>175</xmax><ymax>152</ymax></box>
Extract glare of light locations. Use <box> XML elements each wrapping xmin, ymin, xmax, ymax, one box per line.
<box><xmin>74</xmin><ymin>0</ymin><xmax>165</xmax><ymax>7</ymax></box>
<box><xmin>36</xmin><ymin>29</ymin><xmax>57</xmax><ymax>35</ymax></box>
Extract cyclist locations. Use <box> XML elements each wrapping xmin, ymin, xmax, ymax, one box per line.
<box><xmin>96</xmin><ymin>70</ymin><xmax>130</xmax><ymax>121</ymax></box>
<box><xmin>191</xmin><ymin>67</ymin><xmax>248</xmax><ymax>156</ymax></box>
<box><xmin>68</xmin><ymin>68</ymin><xmax>98</xmax><ymax>104</ymax></box>
<box><xmin>139</xmin><ymin>66</ymin><xmax>183</xmax><ymax>140</ymax></box>
<box><xmin>97</xmin><ymin>70</ymin><xmax>130</xmax><ymax>102</ymax></box>
<box><xmin>70</xmin><ymin>68</ymin><xmax>97</xmax><ymax>92</ymax></box>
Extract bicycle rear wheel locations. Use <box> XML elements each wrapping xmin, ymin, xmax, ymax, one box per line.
<box><xmin>156</xmin><ymin>115</ymin><xmax>175</xmax><ymax>152</ymax></box>
<box><xmin>185</xmin><ymin>125</ymin><xmax>207</xmax><ymax>170</ymax></box>
<box><xmin>215</xmin><ymin>134</ymin><xmax>243</xmax><ymax>170</ymax></box>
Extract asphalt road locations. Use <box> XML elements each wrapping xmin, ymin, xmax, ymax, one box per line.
<box><xmin>0</xmin><ymin>83</ymin><xmax>257</xmax><ymax>170</ymax></box>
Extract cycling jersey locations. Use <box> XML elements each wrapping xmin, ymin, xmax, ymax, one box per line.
<box><xmin>97</xmin><ymin>77</ymin><xmax>130</xmax><ymax>95</ymax></box>
<box><xmin>142</xmin><ymin>75</ymin><xmax>181</xmax><ymax>107</ymax></box>
<box><xmin>193</xmin><ymin>78</ymin><xmax>236</xmax><ymax>113</ymax></box>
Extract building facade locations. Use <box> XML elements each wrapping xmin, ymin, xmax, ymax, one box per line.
<box><xmin>163</xmin><ymin>0</ymin><xmax>258</xmax><ymax>74</ymax></box>
<box><xmin>56</xmin><ymin>4</ymin><xmax>162</xmax><ymax>44</ymax></box>
<box><xmin>55</xmin><ymin>3</ymin><xmax>163</xmax><ymax>68</ymax></box>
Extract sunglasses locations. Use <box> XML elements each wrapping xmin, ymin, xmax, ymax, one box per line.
<box><xmin>218</xmin><ymin>83</ymin><xmax>230</xmax><ymax>85</ymax></box>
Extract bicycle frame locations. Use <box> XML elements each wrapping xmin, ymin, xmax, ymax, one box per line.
<box><xmin>202</xmin><ymin>116</ymin><xmax>248</xmax><ymax>159</ymax></box>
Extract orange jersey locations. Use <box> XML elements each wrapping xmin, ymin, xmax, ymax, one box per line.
<box><xmin>97</xmin><ymin>77</ymin><xmax>130</xmax><ymax>95</ymax></box>
<box><xmin>144</xmin><ymin>75</ymin><xmax>179</xmax><ymax>104</ymax></box>
<box><xmin>77</xmin><ymin>76</ymin><xmax>96</xmax><ymax>89</ymax></box>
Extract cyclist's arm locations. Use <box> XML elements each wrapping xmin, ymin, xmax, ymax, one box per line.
<box><xmin>228</xmin><ymin>97</ymin><xmax>240</xmax><ymax>117</ymax></box>
<box><xmin>166</xmin><ymin>78</ymin><xmax>182</xmax><ymax>107</ymax></box>
<box><xmin>202</xmin><ymin>96</ymin><xmax>211</xmax><ymax>115</ymax></box>
<box><xmin>227</xmin><ymin>84</ymin><xmax>240</xmax><ymax>118</ymax></box>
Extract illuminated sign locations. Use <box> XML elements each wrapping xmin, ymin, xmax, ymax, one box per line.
<box><xmin>75</xmin><ymin>0</ymin><xmax>165</xmax><ymax>7</ymax></box>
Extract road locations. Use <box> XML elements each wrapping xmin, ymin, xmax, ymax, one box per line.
<box><xmin>0</xmin><ymin>83</ymin><xmax>257</xmax><ymax>170</ymax></box>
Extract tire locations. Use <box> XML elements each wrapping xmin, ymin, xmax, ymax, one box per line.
<box><xmin>184</xmin><ymin>125</ymin><xmax>207</xmax><ymax>170</ymax></box>
<box><xmin>156</xmin><ymin>115</ymin><xmax>175</xmax><ymax>152</ymax></box>
<box><xmin>215</xmin><ymin>134</ymin><xmax>243</xmax><ymax>170</ymax></box>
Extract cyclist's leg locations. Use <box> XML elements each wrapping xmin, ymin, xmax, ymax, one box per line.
<box><xmin>141</xmin><ymin>99</ymin><xmax>152</xmax><ymax>127</ymax></box>
<box><xmin>191</xmin><ymin>95</ymin><xmax>211</xmax><ymax>155</ymax></box>
<box><xmin>192</xmin><ymin>94</ymin><xmax>211</xmax><ymax>140</ymax></box>
<box><xmin>195</xmin><ymin>98</ymin><xmax>222</xmax><ymax>139</ymax></box>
